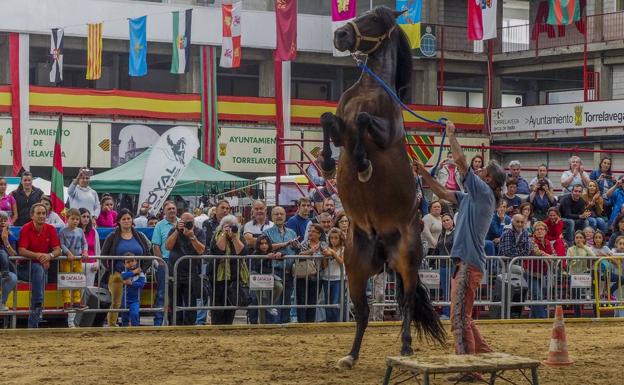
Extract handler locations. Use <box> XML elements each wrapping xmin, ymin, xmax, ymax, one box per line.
<box><xmin>414</xmin><ymin>121</ymin><xmax>506</xmax><ymax>381</ymax></box>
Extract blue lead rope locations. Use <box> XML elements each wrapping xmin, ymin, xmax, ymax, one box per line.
<box><xmin>355</xmin><ymin>58</ymin><xmax>447</xmax><ymax>176</ymax></box>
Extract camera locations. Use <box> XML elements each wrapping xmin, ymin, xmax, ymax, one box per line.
<box><xmin>230</xmin><ymin>225</ymin><xmax>239</xmax><ymax>233</ymax></box>
<box><xmin>184</xmin><ymin>221</ymin><xmax>194</xmax><ymax>230</ymax></box>
<box><xmin>81</xmin><ymin>168</ymin><xmax>93</xmax><ymax>177</ymax></box>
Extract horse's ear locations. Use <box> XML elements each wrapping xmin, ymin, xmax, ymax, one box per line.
<box><xmin>393</xmin><ymin>9</ymin><xmax>407</xmax><ymax>19</ymax></box>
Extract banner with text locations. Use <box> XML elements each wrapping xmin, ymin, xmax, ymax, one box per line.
<box><xmin>217</xmin><ymin>127</ymin><xmax>277</xmax><ymax>173</ymax></box>
<box><xmin>0</xmin><ymin>118</ymin><xmax>111</xmax><ymax>168</ymax></box>
<box><xmin>492</xmin><ymin>100</ymin><xmax>624</xmax><ymax>133</ymax></box>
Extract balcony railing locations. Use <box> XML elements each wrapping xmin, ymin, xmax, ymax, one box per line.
<box><xmin>436</xmin><ymin>11</ymin><xmax>624</xmax><ymax>56</ymax></box>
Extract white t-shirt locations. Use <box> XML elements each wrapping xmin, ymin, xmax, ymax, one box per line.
<box><xmin>321</xmin><ymin>247</ymin><xmax>344</xmax><ymax>281</ymax></box>
<box><xmin>243</xmin><ymin>219</ymin><xmax>274</xmax><ymax>236</ymax></box>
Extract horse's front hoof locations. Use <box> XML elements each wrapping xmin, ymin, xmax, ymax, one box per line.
<box><xmin>400</xmin><ymin>346</ymin><xmax>414</xmax><ymax>356</ymax></box>
<box><xmin>357</xmin><ymin>162</ymin><xmax>373</xmax><ymax>183</ymax></box>
<box><xmin>336</xmin><ymin>355</ymin><xmax>356</xmax><ymax>370</ymax></box>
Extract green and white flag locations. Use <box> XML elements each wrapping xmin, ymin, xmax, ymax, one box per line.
<box><xmin>171</xmin><ymin>9</ymin><xmax>192</xmax><ymax>74</ymax></box>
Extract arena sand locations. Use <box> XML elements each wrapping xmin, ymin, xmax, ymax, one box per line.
<box><xmin>0</xmin><ymin>321</ymin><xmax>621</xmax><ymax>384</ymax></box>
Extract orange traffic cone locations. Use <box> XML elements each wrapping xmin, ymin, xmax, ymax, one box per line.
<box><xmin>543</xmin><ymin>305</ymin><xmax>574</xmax><ymax>366</ymax></box>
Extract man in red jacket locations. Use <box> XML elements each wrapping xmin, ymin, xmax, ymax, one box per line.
<box><xmin>17</xmin><ymin>203</ymin><xmax>61</xmax><ymax>328</ymax></box>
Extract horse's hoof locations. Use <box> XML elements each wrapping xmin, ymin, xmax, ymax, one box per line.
<box><xmin>401</xmin><ymin>347</ymin><xmax>414</xmax><ymax>356</ymax></box>
<box><xmin>336</xmin><ymin>355</ymin><xmax>355</xmax><ymax>370</ymax></box>
<box><xmin>357</xmin><ymin>162</ymin><xmax>373</xmax><ymax>183</ymax></box>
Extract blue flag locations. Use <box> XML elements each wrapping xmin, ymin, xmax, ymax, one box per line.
<box><xmin>396</xmin><ymin>0</ymin><xmax>422</xmax><ymax>49</ymax></box>
<box><xmin>129</xmin><ymin>16</ymin><xmax>147</xmax><ymax>77</ymax></box>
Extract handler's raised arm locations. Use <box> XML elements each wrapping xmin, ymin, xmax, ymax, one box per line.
<box><xmin>445</xmin><ymin>121</ymin><xmax>468</xmax><ymax>176</ymax></box>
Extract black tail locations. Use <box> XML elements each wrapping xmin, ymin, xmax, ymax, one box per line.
<box><xmin>396</xmin><ymin>273</ymin><xmax>447</xmax><ymax>345</ymax></box>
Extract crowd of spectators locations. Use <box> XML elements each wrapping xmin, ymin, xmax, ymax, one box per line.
<box><xmin>2</xmin><ymin>152</ymin><xmax>624</xmax><ymax>326</ymax></box>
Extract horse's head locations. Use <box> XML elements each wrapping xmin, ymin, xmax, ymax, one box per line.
<box><xmin>333</xmin><ymin>6</ymin><xmax>406</xmax><ymax>55</ymax></box>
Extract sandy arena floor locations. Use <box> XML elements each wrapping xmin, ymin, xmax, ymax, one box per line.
<box><xmin>0</xmin><ymin>321</ymin><xmax>621</xmax><ymax>385</ymax></box>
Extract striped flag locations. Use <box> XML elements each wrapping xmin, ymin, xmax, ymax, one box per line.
<box><xmin>468</xmin><ymin>0</ymin><xmax>497</xmax><ymax>41</ymax></box>
<box><xmin>547</xmin><ymin>0</ymin><xmax>581</xmax><ymax>25</ymax></box>
<box><xmin>331</xmin><ymin>0</ymin><xmax>356</xmax><ymax>56</ymax></box>
<box><xmin>9</xmin><ymin>33</ymin><xmax>30</xmax><ymax>175</ymax></box>
<box><xmin>50</xmin><ymin>115</ymin><xmax>66</xmax><ymax>217</ymax></box>
<box><xmin>200</xmin><ymin>46</ymin><xmax>219</xmax><ymax>166</ymax></box>
<box><xmin>50</xmin><ymin>28</ymin><xmax>64</xmax><ymax>84</ymax></box>
<box><xmin>404</xmin><ymin>134</ymin><xmax>434</xmax><ymax>164</ymax></box>
<box><xmin>220</xmin><ymin>1</ymin><xmax>242</xmax><ymax>68</ymax></box>
<box><xmin>171</xmin><ymin>9</ymin><xmax>193</xmax><ymax>74</ymax></box>
<box><xmin>396</xmin><ymin>0</ymin><xmax>422</xmax><ymax>49</ymax></box>
<box><xmin>86</xmin><ymin>23</ymin><xmax>103</xmax><ymax>80</ymax></box>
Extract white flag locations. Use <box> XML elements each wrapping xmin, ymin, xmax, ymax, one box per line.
<box><xmin>482</xmin><ymin>0</ymin><xmax>497</xmax><ymax>40</ymax></box>
<box><xmin>138</xmin><ymin>127</ymin><xmax>200</xmax><ymax>215</ymax></box>
<box><xmin>50</xmin><ymin>28</ymin><xmax>64</xmax><ymax>83</ymax></box>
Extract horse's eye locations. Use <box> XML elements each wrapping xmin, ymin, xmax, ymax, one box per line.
<box><xmin>372</xmin><ymin>16</ymin><xmax>379</xmax><ymax>22</ymax></box>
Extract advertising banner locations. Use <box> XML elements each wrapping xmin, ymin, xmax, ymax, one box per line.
<box><xmin>0</xmin><ymin>118</ymin><xmax>111</xmax><ymax>168</ymax></box>
<box><xmin>492</xmin><ymin>100</ymin><xmax>624</xmax><ymax>133</ymax></box>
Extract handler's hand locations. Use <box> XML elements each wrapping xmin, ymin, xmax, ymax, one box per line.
<box><xmin>412</xmin><ymin>159</ymin><xmax>428</xmax><ymax>176</ymax></box>
<box><xmin>445</xmin><ymin>120</ymin><xmax>456</xmax><ymax>135</ymax></box>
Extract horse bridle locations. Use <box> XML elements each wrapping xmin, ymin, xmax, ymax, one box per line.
<box><xmin>347</xmin><ymin>20</ymin><xmax>396</xmax><ymax>55</ymax></box>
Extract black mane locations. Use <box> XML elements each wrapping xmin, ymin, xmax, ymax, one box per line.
<box><xmin>374</xmin><ymin>6</ymin><xmax>413</xmax><ymax>103</ymax></box>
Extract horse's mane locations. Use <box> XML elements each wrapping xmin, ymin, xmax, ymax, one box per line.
<box><xmin>374</xmin><ymin>7</ymin><xmax>413</xmax><ymax>103</ymax></box>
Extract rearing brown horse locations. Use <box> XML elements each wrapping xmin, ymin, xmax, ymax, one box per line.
<box><xmin>320</xmin><ymin>6</ymin><xmax>446</xmax><ymax>369</ymax></box>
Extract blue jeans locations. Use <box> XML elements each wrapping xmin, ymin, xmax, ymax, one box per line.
<box><xmin>0</xmin><ymin>249</ymin><xmax>10</xmax><ymax>273</ymax></box>
<box><xmin>2</xmin><ymin>271</ymin><xmax>17</xmax><ymax>305</ymax></box>
<box><xmin>321</xmin><ymin>280</ymin><xmax>341</xmax><ymax>322</ymax></box>
<box><xmin>17</xmin><ymin>263</ymin><xmax>47</xmax><ymax>328</ymax></box>
<box><xmin>153</xmin><ymin>263</ymin><xmax>167</xmax><ymax>326</ymax></box>
<box><xmin>484</xmin><ymin>240</ymin><xmax>496</xmax><ymax>257</ymax></box>
<box><xmin>585</xmin><ymin>217</ymin><xmax>608</xmax><ymax>234</ymax></box>
<box><xmin>121</xmin><ymin>299</ymin><xmax>140</xmax><ymax>326</ymax></box>
<box><xmin>562</xmin><ymin>219</ymin><xmax>579</xmax><ymax>246</ymax></box>
<box><xmin>526</xmin><ymin>274</ymin><xmax>547</xmax><ymax>319</ymax></box>
<box><xmin>267</xmin><ymin>271</ymin><xmax>293</xmax><ymax>324</ymax></box>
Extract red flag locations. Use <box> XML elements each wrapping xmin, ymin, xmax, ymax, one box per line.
<box><xmin>467</xmin><ymin>0</ymin><xmax>484</xmax><ymax>41</ymax></box>
<box><xmin>274</xmin><ymin>0</ymin><xmax>297</xmax><ymax>61</ymax></box>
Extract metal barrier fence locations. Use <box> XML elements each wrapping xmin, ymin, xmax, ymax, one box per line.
<box><xmin>369</xmin><ymin>256</ymin><xmax>509</xmax><ymax>320</ymax></box>
<box><xmin>506</xmin><ymin>256</ymin><xmax>599</xmax><ymax>319</ymax></box>
<box><xmin>594</xmin><ymin>256</ymin><xmax>624</xmax><ymax>318</ymax></box>
<box><xmin>5</xmin><ymin>254</ymin><xmax>624</xmax><ymax>328</ymax></box>
<box><xmin>171</xmin><ymin>255</ymin><xmax>345</xmax><ymax>326</ymax></box>
<box><xmin>1</xmin><ymin>255</ymin><xmax>168</xmax><ymax>328</ymax></box>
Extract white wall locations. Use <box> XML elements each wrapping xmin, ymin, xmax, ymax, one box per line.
<box><xmin>0</xmin><ymin>0</ymin><xmax>335</xmax><ymax>53</ymax></box>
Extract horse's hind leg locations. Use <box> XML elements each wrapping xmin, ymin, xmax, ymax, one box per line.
<box><xmin>337</xmin><ymin>227</ymin><xmax>376</xmax><ymax>370</ymax></box>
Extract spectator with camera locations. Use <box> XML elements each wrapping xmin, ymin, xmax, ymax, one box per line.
<box><xmin>209</xmin><ymin>214</ymin><xmax>248</xmax><ymax>325</ymax></box>
<box><xmin>68</xmin><ymin>168</ymin><xmax>100</xmax><ymax>218</ymax></box>
<box><xmin>529</xmin><ymin>172</ymin><xmax>557</xmax><ymax>221</ymax></box>
<box><xmin>165</xmin><ymin>211</ymin><xmax>206</xmax><ymax>325</ymax></box>
<box><xmin>590</xmin><ymin>157</ymin><xmax>615</xmax><ymax>195</ymax></box>
<box><xmin>263</xmin><ymin>206</ymin><xmax>299</xmax><ymax>323</ymax></box>
<box><xmin>529</xmin><ymin>164</ymin><xmax>554</xmax><ymax>191</ymax></box>
<box><xmin>561</xmin><ymin>156</ymin><xmax>591</xmax><ymax>193</ymax></box>
<box><xmin>296</xmin><ymin>224</ymin><xmax>327</xmax><ymax>323</ymax></box>
<box><xmin>507</xmin><ymin>160</ymin><xmax>530</xmax><ymax>195</ymax></box>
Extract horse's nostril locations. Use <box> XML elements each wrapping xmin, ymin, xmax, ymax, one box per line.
<box><xmin>336</xmin><ymin>30</ymin><xmax>347</xmax><ymax>39</ymax></box>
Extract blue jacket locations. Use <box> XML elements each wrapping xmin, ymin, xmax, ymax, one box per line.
<box><xmin>486</xmin><ymin>213</ymin><xmax>511</xmax><ymax>241</ymax></box>
<box><xmin>285</xmin><ymin>214</ymin><xmax>310</xmax><ymax>240</ymax></box>
<box><xmin>121</xmin><ymin>269</ymin><xmax>146</xmax><ymax>303</ymax></box>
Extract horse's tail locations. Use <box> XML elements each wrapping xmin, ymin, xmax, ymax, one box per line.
<box><xmin>396</xmin><ymin>273</ymin><xmax>447</xmax><ymax>346</ymax></box>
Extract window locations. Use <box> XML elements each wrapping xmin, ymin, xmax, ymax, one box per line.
<box><xmin>618</xmin><ymin>0</ymin><xmax>624</xmax><ymax>11</ymax></box>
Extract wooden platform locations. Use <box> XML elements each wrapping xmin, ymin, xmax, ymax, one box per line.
<box><xmin>383</xmin><ymin>352</ymin><xmax>541</xmax><ymax>385</ymax></box>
